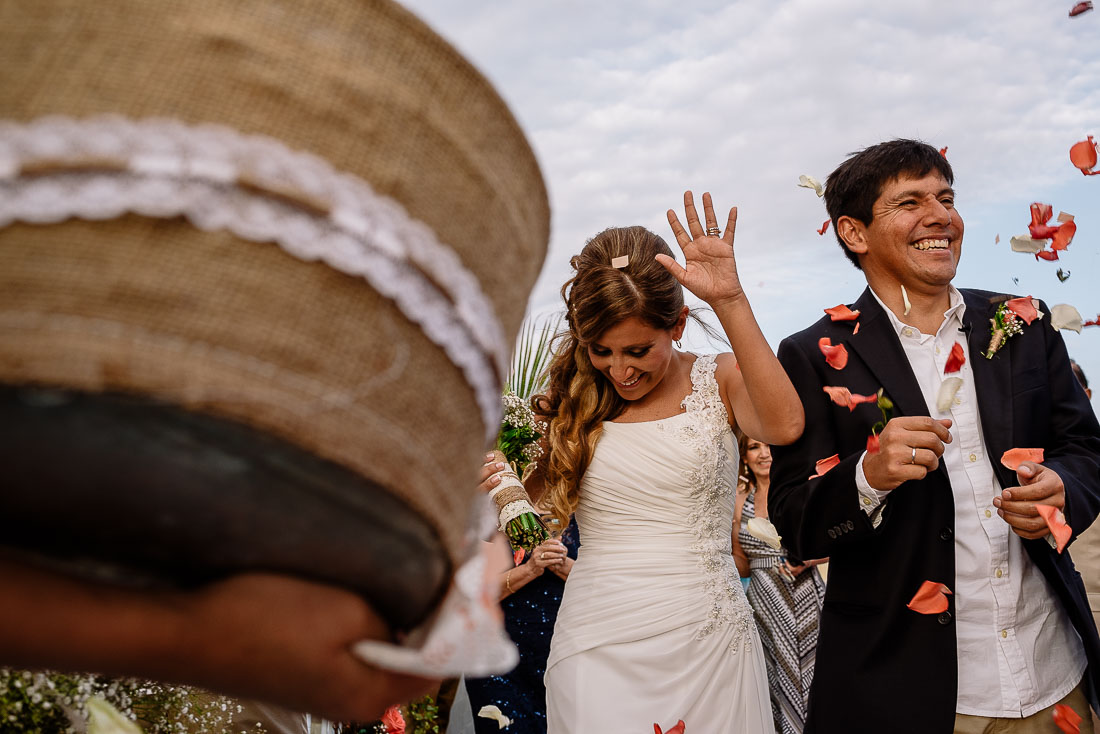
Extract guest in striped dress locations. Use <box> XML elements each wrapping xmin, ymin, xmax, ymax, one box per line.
<box><xmin>733</xmin><ymin>434</ymin><xmax>826</xmax><ymax>734</ymax></box>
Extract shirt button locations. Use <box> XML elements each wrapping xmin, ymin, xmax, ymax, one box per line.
<box><xmin>969</xmin><ymin>453</ymin><xmax>978</xmax><ymax>462</ymax></box>
<box><xmin>953</xmin><ymin>397</ymin><xmax>962</xmax><ymax>405</ymax></box>
<box><xmin>985</xmin><ymin>509</ymin><xmax>993</xmax><ymax>518</ymax></box>
<box><xmin>863</xmin><ymin>497</ymin><xmax>872</xmax><ymax>506</ymax></box>
<box><xmin>940</xmin><ymin>527</ymin><xmax>953</xmax><ymax>541</ymax></box>
<box><xmin>995</xmin><ymin>569</ymin><xmax>1003</xmax><ymax>578</ymax></box>
<box><xmin>936</xmin><ymin>346</ymin><xmax>941</xmax><ymax>355</ymax></box>
<box><xmin>903</xmin><ymin>327</ymin><xmax>915</xmax><ymax>338</ymax></box>
<box><xmin>938</xmin><ymin>611</ymin><xmax>953</xmax><ymax>625</ymax></box>
<box><xmin>1001</xmin><ymin>629</ymin><xmax>1008</xmax><ymax>639</ymax></box>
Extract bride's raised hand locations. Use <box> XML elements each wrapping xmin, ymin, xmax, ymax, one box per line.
<box><xmin>658</xmin><ymin>191</ymin><xmax>744</xmax><ymax>307</ymax></box>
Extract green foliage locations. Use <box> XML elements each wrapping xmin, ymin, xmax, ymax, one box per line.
<box><xmin>405</xmin><ymin>695</ymin><xmax>441</xmax><ymax>734</ymax></box>
<box><xmin>506</xmin><ymin>317</ymin><xmax>558</xmax><ymax>400</ymax></box>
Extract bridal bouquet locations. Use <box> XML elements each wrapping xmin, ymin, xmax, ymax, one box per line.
<box><xmin>490</xmin><ymin>390</ymin><xmax>548</xmax><ymax>554</ymax></box>
<box><xmin>485</xmin><ymin>317</ymin><xmax>557</xmax><ymax>554</ymax></box>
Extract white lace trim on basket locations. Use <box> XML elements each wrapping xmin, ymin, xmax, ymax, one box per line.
<box><xmin>0</xmin><ymin>115</ymin><xmax>506</xmax><ymax>438</ymax></box>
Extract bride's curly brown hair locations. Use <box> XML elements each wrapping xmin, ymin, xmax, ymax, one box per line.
<box><xmin>535</xmin><ymin>226</ymin><xmax>686</xmax><ymax>529</ymax></box>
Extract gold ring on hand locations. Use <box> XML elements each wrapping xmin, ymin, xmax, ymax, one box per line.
<box><xmin>705</xmin><ymin>226</ymin><xmax>721</xmax><ymax>237</ymax></box>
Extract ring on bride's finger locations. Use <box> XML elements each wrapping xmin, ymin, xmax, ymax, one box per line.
<box><xmin>705</xmin><ymin>226</ymin><xmax>721</xmax><ymax>237</ymax></box>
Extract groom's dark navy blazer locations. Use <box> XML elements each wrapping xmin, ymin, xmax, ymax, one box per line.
<box><xmin>770</xmin><ymin>287</ymin><xmax>1100</xmax><ymax>733</ymax></box>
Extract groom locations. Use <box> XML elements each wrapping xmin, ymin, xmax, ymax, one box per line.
<box><xmin>770</xmin><ymin>139</ymin><xmax>1100</xmax><ymax>732</ymax></box>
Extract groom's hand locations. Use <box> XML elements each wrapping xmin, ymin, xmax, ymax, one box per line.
<box><xmin>994</xmin><ymin>463</ymin><xmax>1066</xmax><ymax>540</ymax></box>
<box><xmin>863</xmin><ymin>417</ymin><xmax>953</xmax><ymax>491</ymax></box>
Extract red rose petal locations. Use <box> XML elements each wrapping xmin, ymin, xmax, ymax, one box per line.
<box><xmin>1030</xmin><ymin>202</ymin><xmax>1054</xmax><ymax>229</ymax></box>
<box><xmin>822</xmin><ymin>386</ymin><xmax>877</xmax><ymax>411</ymax></box>
<box><xmin>853</xmin><ymin>321</ymin><xmax>860</xmax><ymax>335</ymax></box>
<box><xmin>513</xmin><ymin>548</ymin><xmax>525</xmax><ymax>566</ymax></box>
<box><xmin>1005</xmin><ymin>296</ymin><xmax>1041</xmax><ymax>325</ymax></box>
<box><xmin>906</xmin><ymin>580</ymin><xmax>952</xmax><ymax>614</ymax></box>
<box><xmin>808</xmin><ymin>453</ymin><xmax>841</xmax><ymax>479</ymax></box>
<box><xmin>1070</xmin><ymin>135</ymin><xmax>1100</xmax><ymax>174</ymax></box>
<box><xmin>1036</xmin><ymin>250</ymin><xmax>1060</xmax><ymax>261</ymax></box>
<box><xmin>1037</xmin><ymin>505</ymin><xmax>1072</xmax><ymax>554</ymax></box>
<box><xmin>654</xmin><ymin>721</ymin><xmax>686</xmax><ymax>734</ymax></box>
<box><xmin>1051</xmin><ymin>219</ymin><xmax>1077</xmax><ymax>250</ymax></box>
<box><xmin>824</xmin><ymin>304</ymin><xmax>861</xmax><ymax>321</ymax></box>
<box><xmin>1000</xmin><ymin>447</ymin><xmax>1045</xmax><ymax>471</ymax></box>
<box><xmin>866</xmin><ymin>433</ymin><xmax>881</xmax><ymax>455</ymax></box>
<box><xmin>817</xmin><ymin>219</ymin><xmax>831</xmax><ymax>236</ymax></box>
<box><xmin>818</xmin><ymin>337</ymin><xmax>849</xmax><ymax>370</ymax></box>
<box><xmin>1084</xmin><ymin>315</ymin><xmax>1100</xmax><ymax>328</ymax></box>
<box><xmin>939</xmin><ymin>146</ymin><xmax>949</xmax><ymax>158</ymax></box>
<box><xmin>944</xmin><ymin>342</ymin><xmax>966</xmax><ymax>374</ymax></box>
<box><xmin>1054</xmin><ymin>702</ymin><xmax>1083</xmax><ymax>733</ymax></box>
<box><xmin>1070</xmin><ymin>1</ymin><xmax>1094</xmax><ymax>17</ymax></box>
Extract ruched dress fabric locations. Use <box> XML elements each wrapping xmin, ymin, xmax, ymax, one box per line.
<box><xmin>544</xmin><ymin>355</ymin><xmax>774</xmax><ymax>734</ymax></box>
<box><xmin>738</xmin><ymin>490</ymin><xmax>825</xmax><ymax>734</ymax></box>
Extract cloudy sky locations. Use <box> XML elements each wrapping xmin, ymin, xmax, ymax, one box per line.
<box><xmin>404</xmin><ymin>0</ymin><xmax>1100</xmax><ymax>409</ymax></box>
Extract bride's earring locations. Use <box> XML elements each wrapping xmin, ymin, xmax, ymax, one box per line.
<box><xmin>675</xmin><ymin>339</ymin><xmax>682</xmax><ymax>348</ymax></box>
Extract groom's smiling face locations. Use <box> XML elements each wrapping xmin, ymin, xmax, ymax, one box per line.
<box><xmin>844</xmin><ymin>171</ymin><xmax>964</xmax><ymax>297</ymax></box>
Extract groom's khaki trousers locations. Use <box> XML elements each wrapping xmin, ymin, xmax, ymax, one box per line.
<box><xmin>953</xmin><ymin>678</ymin><xmax>1093</xmax><ymax>733</ymax></box>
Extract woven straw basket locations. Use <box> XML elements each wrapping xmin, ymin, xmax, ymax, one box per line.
<box><xmin>0</xmin><ymin>0</ymin><xmax>549</xmax><ymax>628</ymax></box>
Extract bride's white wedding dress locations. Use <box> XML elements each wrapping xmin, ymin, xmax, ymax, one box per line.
<box><xmin>545</xmin><ymin>355</ymin><xmax>774</xmax><ymax>733</ymax></box>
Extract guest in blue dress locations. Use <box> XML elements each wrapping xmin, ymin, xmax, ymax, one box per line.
<box><xmin>465</xmin><ymin>517</ymin><xmax>579</xmax><ymax>734</ymax></box>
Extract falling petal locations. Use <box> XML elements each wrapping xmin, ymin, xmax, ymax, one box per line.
<box><xmin>818</xmin><ymin>337</ymin><xmax>849</xmax><ymax>370</ymax></box>
<box><xmin>478</xmin><ymin>705</ymin><xmax>514</xmax><ymax>729</ymax></box>
<box><xmin>1051</xmin><ymin>220</ymin><xmax>1077</xmax><ymax>250</ymax></box>
<box><xmin>866</xmin><ymin>433</ymin><xmax>881</xmax><ymax>455</ymax></box>
<box><xmin>822</xmin><ymin>385</ymin><xmax>878</xmax><ymax>410</ymax></box>
<box><xmin>900</xmin><ymin>285</ymin><xmax>912</xmax><ymax>316</ymax></box>
<box><xmin>1070</xmin><ymin>1</ymin><xmax>1094</xmax><ymax>17</ymax></box>
<box><xmin>1057</xmin><ymin>211</ymin><xmax>1075</xmax><ymax>224</ymax></box>
<box><xmin>853</xmin><ymin>321</ymin><xmax>861</xmax><ymax>334</ymax></box>
<box><xmin>1069</xmin><ymin>135</ymin><xmax>1099</xmax><ymax>174</ymax></box>
<box><xmin>809</xmin><ymin>453</ymin><xmax>841</xmax><ymax>479</ymax></box>
<box><xmin>1052</xmin><ymin>304</ymin><xmax>1084</xmax><ymax>333</ymax></box>
<box><xmin>747</xmin><ymin>517</ymin><xmax>783</xmax><ymax>550</ymax></box>
<box><xmin>906</xmin><ymin>580</ymin><xmax>952</xmax><ymax>614</ymax></box>
<box><xmin>939</xmin><ymin>146</ymin><xmax>948</xmax><ymax>158</ymax></box>
<box><xmin>1030</xmin><ymin>202</ymin><xmax>1054</xmax><ymax>229</ymax></box>
<box><xmin>936</xmin><ymin>377</ymin><xmax>964</xmax><ymax>412</ymax></box>
<box><xmin>798</xmin><ymin>174</ymin><xmax>825</xmax><ymax>196</ymax></box>
<box><xmin>513</xmin><ymin>548</ymin><xmax>525</xmax><ymax>566</ymax></box>
<box><xmin>995</xmin><ymin>233</ymin><xmax>1001</xmax><ymax>244</ymax></box>
<box><xmin>1010</xmin><ymin>235</ymin><xmax>1047</xmax><ymax>253</ymax></box>
<box><xmin>654</xmin><ymin>721</ymin><xmax>687</xmax><ymax>734</ymax></box>
<box><xmin>1036</xmin><ymin>505</ymin><xmax>1072</xmax><ymax>554</ymax></box>
<box><xmin>817</xmin><ymin>219</ymin><xmax>831</xmax><ymax>236</ymax></box>
<box><xmin>1000</xmin><ymin>447</ymin><xmax>1045</xmax><ymax>471</ymax></box>
<box><xmin>1054</xmin><ymin>703</ymin><xmax>1084</xmax><ymax>733</ymax></box>
<box><xmin>824</xmin><ymin>304</ymin><xmax>861</xmax><ymax>321</ymax></box>
<box><xmin>944</xmin><ymin>342</ymin><xmax>966</xmax><ymax>373</ymax></box>
<box><xmin>1036</xmin><ymin>250</ymin><xmax>1060</xmax><ymax>262</ymax></box>
<box><xmin>1057</xmin><ymin>268</ymin><xmax>1071</xmax><ymax>282</ymax></box>
<box><xmin>1085</xmin><ymin>315</ymin><xmax>1100</xmax><ymax>328</ymax></box>
<box><xmin>1005</xmin><ymin>296</ymin><xmax>1041</xmax><ymax>325</ymax></box>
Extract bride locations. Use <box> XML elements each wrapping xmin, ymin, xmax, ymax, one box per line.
<box><xmin>531</xmin><ymin>193</ymin><xmax>804</xmax><ymax>733</ymax></box>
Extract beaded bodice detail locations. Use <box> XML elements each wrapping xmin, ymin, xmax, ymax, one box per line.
<box><xmin>667</xmin><ymin>354</ymin><xmax>753</xmax><ymax>648</ymax></box>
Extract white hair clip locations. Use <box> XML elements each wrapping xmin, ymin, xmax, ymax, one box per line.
<box><xmin>611</xmin><ymin>255</ymin><xmax>629</xmax><ymax>269</ymax></box>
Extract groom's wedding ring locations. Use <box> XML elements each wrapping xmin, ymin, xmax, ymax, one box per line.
<box><xmin>910</xmin><ymin>447</ymin><xmax>917</xmax><ymax>464</ymax></box>
<box><xmin>705</xmin><ymin>226</ymin><xmax>722</xmax><ymax>237</ymax></box>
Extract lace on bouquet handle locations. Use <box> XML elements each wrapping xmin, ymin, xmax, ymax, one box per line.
<box><xmin>0</xmin><ymin>115</ymin><xmax>506</xmax><ymax>438</ymax></box>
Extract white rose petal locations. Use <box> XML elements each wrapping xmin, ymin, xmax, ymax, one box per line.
<box><xmin>747</xmin><ymin>517</ymin><xmax>783</xmax><ymax>550</ymax></box>
<box><xmin>901</xmin><ymin>285</ymin><xmax>912</xmax><ymax>316</ymax></box>
<box><xmin>936</xmin><ymin>377</ymin><xmax>964</xmax><ymax>413</ymax></box>
<box><xmin>797</xmin><ymin>174</ymin><xmax>825</xmax><ymax>197</ymax></box>
<box><xmin>478</xmin><ymin>705</ymin><xmax>513</xmax><ymax>729</ymax></box>
<box><xmin>1057</xmin><ymin>211</ymin><xmax>1075</xmax><ymax>223</ymax></box>
<box><xmin>1009</xmin><ymin>235</ymin><xmax>1047</xmax><ymax>253</ymax></box>
<box><xmin>1051</xmin><ymin>304</ymin><xmax>1084</xmax><ymax>333</ymax></box>
<box><xmin>86</xmin><ymin>697</ymin><xmax>144</xmax><ymax>734</ymax></box>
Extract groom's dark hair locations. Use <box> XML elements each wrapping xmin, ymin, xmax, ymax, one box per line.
<box><xmin>825</xmin><ymin>139</ymin><xmax>954</xmax><ymax>270</ymax></box>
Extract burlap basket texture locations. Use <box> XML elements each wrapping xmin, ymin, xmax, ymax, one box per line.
<box><xmin>0</xmin><ymin>0</ymin><xmax>549</xmax><ymax>594</ymax></box>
